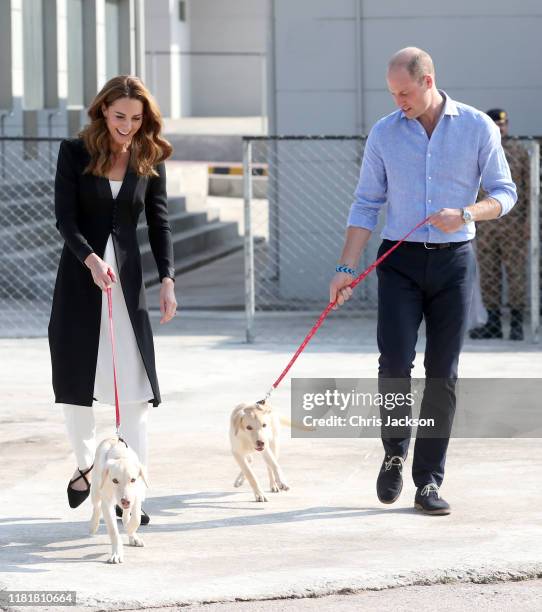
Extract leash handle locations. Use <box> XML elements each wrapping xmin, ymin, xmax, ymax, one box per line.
<box><xmin>268</xmin><ymin>214</ymin><xmax>436</xmax><ymax>394</ymax></box>
<box><xmin>105</xmin><ymin>273</ymin><xmax>121</xmax><ymax>434</ymax></box>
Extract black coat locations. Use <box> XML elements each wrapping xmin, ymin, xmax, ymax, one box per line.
<box><xmin>48</xmin><ymin>138</ymin><xmax>174</xmax><ymax>407</ymax></box>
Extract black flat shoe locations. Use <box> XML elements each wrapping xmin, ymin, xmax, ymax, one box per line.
<box><xmin>115</xmin><ymin>504</ymin><xmax>150</xmax><ymax>525</ymax></box>
<box><xmin>67</xmin><ymin>464</ymin><xmax>93</xmax><ymax>509</ymax></box>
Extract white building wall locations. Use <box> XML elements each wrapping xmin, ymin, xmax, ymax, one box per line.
<box><xmin>271</xmin><ymin>0</ymin><xmax>542</xmax><ymax>136</ymax></box>
<box><xmin>271</xmin><ymin>0</ymin><xmax>359</xmax><ymax>135</ymax></box>
<box><xmin>189</xmin><ymin>0</ymin><xmax>267</xmax><ymax>117</ymax></box>
<box><xmin>145</xmin><ymin>0</ymin><xmax>190</xmax><ymax>119</ymax></box>
<box><xmin>269</xmin><ymin>0</ymin><xmax>542</xmax><ymax>302</ymax></box>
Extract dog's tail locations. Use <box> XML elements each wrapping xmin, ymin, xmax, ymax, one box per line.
<box><xmin>279</xmin><ymin>415</ymin><xmax>315</xmax><ymax>432</ymax></box>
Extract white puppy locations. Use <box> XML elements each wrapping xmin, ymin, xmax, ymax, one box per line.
<box><xmin>230</xmin><ymin>401</ymin><xmax>290</xmax><ymax>502</ymax></box>
<box><xmin>90</xmin><ymin>437</ymin><xmax>148</xmax><ymax>564</ymax></box>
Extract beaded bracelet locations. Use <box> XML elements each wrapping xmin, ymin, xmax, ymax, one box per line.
<box><xmin>336</xmin><ymin>264</ymin><xmax>356</xmax><ymax>276</ymax></box>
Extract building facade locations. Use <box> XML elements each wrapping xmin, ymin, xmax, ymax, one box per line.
<box><xmin>0</xmin><ymin>0</ymin><xmax>267</xmax><ymax>138</ymax></box>
<box><xmin>268</xmin><ymin>0</ymin><xmax>542</xmax><ymax>136</ymax></box>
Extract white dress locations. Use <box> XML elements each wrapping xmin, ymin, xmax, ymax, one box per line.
<box><xmin>93</xmin><ymin>179</ymin><xmax>154</xmax><ymax>405</ymax></box>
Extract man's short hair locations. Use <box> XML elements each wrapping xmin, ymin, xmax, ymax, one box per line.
<box><xmin>388</xmin><ymin>48</ymin><xmax>435</xmax><ymax>82</ymax></box>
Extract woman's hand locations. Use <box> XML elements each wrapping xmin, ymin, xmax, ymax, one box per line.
<box><xmin>84</xmin><ymin>253</ymin><xmax>116</xmax><ymax>290</ymax></box>
<box><xmin>159</xmin><ymin>277</ymin><xmax>177</xmax><ymax>324</ymax></box>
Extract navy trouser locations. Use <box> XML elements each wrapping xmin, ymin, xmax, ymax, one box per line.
<box><xmin>376</xmin><ymin>239</ymin><xmax>476</xmax><ymax>488</ymax></box>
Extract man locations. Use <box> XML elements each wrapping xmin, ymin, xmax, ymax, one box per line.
<box><xmin>329</xmin><ymin>48</ymin><xmax>516</xmax><ymax>515</ymax></box>
<box><xmin>469</xmin><ymin>109</ymin><xmax>530</xmax><ymax>340</ymax></box>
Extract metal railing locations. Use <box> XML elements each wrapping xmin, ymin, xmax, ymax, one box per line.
<box><xmin>0</xmin><ymin>137</ymin><xmax>63</xmax><ymax>337</ymax></box>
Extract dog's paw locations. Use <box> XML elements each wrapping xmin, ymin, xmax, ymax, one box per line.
<box><xmin>107</xmin><ymin>553</ymin><xmax>123</xmax><ymax>564</ymax></box>
<box><xmin>269</xmin><ymin>483</ymin><xmax>280</xmax><ymax>493</ymax></box>
<box><xmin>278</xmin><ymin>481</ymin><xmax>290</xmax><ymax>491</ymax></box>
<box><xmin>234</xmin><ymin>473</ymin><xmax>245</xmax><ymax>487</ymax></box>
<box><xmin>254</xmin><ymin>492</ymin><xmax>268</xmax><ymax>502</ymax></box>
<box><xmin>129</xmin><ymin>534</ymin><xmax>144</xmax><ymax>547</ymax></box>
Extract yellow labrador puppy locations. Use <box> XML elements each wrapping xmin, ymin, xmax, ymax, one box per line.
<box><xmin>89</xmin><ymin>437</ymin><xmax>148</xmax><ymax>564</ymax></box>
<box><xmin>230</xmin><ymin>401</ymin><xmax>290</xmax><ymax>502</ymax></box>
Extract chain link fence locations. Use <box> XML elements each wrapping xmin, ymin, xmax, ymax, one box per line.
<box><xmin>469</xmin><ymin>138</ymin><xmax>540</xmax><ymax>341</ymax></box>
<box><xmin>0</xmin><ymin>137</ymin><xmax>62</xmax><ymax>337</ymax></box>
<box><xmin>242</xmin><ymin>136</ymin><xmax>541</xmax><ymax>345</ymax></box>
<box><xmin>1</xmin><ymin>135</ymin><xmax>540</xmax><ymax>345</ymax></box>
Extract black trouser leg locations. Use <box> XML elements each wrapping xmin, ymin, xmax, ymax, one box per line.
<box><xmin>412</xmin><ymin>243</ymin><xmax>475</xmax><ymax>487</ymax></box>
<box><xmin>376</xmin><ymin>243</ymin><xmax>424</xmax><ymax>460</ymax></box>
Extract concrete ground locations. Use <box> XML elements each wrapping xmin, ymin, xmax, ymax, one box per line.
<box><xmin>1</xmin><ymin>303</ymin><xmax>541</xmax><ymax>611</ymax></box>
<box><xmin>2</xmin><ymin>243</ymin><xmax>542</xmax><ymax>610</ymax></box>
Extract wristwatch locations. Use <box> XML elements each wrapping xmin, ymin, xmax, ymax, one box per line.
<box><xmin>461</xmin><ymin>207</ymin><xmax>474</xmax><ymax>224</ymax></box>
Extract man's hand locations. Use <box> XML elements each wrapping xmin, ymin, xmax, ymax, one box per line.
<box><xmin>430</xmin><ymin>208</ymin><xmax>465</xmax><ymax>233</ymax></box>
<box><xmin>329</xmin><ymin>272</ymin><xmax>354</xmax><ymax>310</ymax></box>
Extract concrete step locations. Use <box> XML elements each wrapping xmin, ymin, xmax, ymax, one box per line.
<box><xmin>0</xmin><ymin>195</ymin><xmax>188</xmax><ymax>250</ymax></box>
<box><xmin>136</xmin><ymin>210</ymin><xmax>210</xmax><ymax>244</ymax></box>
<box><xmin>209</xmin><ymin>173</ymin><xmax>267</xmax><ymax>198</ymax></box>
<box><xmin>1</xmin><ymin>193</ymin><xmax>241</xmax><ymax>296</ymax></box>
<box><xmin>0</xmin><ymin>215</ymin><xmax>238</xmax><ymax>272</ymax></box>
<box><xmin>167</xmin><ymin>195</ymin><xmax>187</xmax><ymax>214</ymax></box>
<box><xmin>143</xmin><ymin>237</ymin><xmax>244</xmax><ymax>287</ymax></box>
<box><xmin>165</xmin><ymin>134</ymin><xmax>244</xmax><ymax>163</ymax></box>
<box><xmin>140</xmin><ymin>220</ymin><xmax>240</xmax><ymax>276</ymax></box>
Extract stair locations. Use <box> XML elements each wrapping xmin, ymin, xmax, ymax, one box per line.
<box><xmin>0</xmin><ymin>180</ymin><xmax>243</xmax><ymax>300</ymax></box>
<box><xmin>139</xmin><ymin>194</ymin><xmax>243</xmax><ymax>285</ymax></box>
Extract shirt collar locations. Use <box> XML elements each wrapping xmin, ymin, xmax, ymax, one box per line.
<box><xmin>400</xmin><ymin>90</ymin><xmax>459</xmax><ymax>119</ymax></box>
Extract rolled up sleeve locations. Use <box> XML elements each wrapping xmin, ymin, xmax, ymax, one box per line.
<box><xmin>347</xmin><ymin>125</ymin><xmax>388</xmax><ymax>230</ymax></box>
<box><xmin>479</xmin><ymin>123</ymin><xmax>517</xmax><ymax>217</ymax></box>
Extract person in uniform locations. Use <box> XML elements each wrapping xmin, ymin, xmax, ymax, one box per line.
<box><xmin>470</xmin><ymin>108</ymin><xmax>530</xmax><ymax>340</ymax></box>
<box><xmin>48</xmin><ymin>75</ymin><xmax>177</xmax><ymax>524</ymax></box>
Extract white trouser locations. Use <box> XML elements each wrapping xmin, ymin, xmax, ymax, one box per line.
<box><xmin>62</xmin><ymin>402</ymin><xmax>149</xmax><ymax>473</ymax></box>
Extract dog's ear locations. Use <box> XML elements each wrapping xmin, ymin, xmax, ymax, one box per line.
<box><xmin>99</xmin><ymin>467</ymin><xmax>110</xmax><ymax>491</ymax></box>
<box><xmin>232</xmin><ymin>409</ymin><xmax>245</xmax><ymax>436</ymax></box>
<box><xmin>139</xmin><ymin>464</ymin><xmax>149</xmax><ymax>488</ymax></box>
<box><xmin>100</xmin><ymin>459</ymin><xmax>116</xmax><ymax>490</ymax></box>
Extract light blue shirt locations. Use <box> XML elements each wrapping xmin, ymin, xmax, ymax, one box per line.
<box><xmin>347</xmin><ymin>91</ymin><xmax>517</xmax><ymax>242</ymax></box>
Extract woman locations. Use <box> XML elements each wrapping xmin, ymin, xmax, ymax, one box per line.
<box><xmin>48</xmin><ymin>75</ymin><xmax>177</xmax><ymax>524</ymax></box>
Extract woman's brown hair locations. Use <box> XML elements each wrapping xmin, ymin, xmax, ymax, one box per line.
<box><xmin>79</xmin><ymin>75</ymin><xmax>173</xmax><ymax>178</ymax></box>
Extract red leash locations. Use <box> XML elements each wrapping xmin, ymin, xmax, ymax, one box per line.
<box><xmin>261</xmin><ymin>214</ymin><xmax>435</xmax><ymax>402</ymax></box>
<box><xmin>106</xmin><ymin>284</ymin><xmax>122</xmax><ymax>435</ymax></box>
